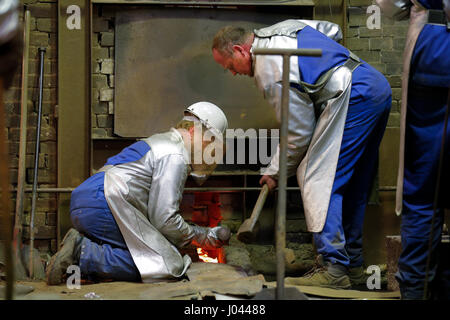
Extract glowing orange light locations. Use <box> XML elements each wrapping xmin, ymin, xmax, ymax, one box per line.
<box><xmin>196</xmin><ymin>247</ymin><xmax>218</xmax><ymax>263</ymax></box>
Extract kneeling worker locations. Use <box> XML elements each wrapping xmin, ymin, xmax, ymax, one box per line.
<box><xmin>46</xmin><ymin>102</ymin><xmax>230</xmax><ymax>284</ymax></box>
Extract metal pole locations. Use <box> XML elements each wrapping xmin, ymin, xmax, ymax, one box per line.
<box><xmin>253</xmin><ymin>48</ymin><xmax>322</xmax><ymax>300</ymax></box>
<box><xmin>13</xmin><ymin>9</ymin><xmax>31</xmax><ymax>278</ymax></box>
<box><xmin>18</xmin><ymin>186</ymin><xmax>306</xmax><ymax>193</ymax></box>
<box><xmin>29</xmin><ymin>47</ymin><xmax>46</xmax><ymax>279</ymax></box>
<box><xmin>243</xmin><ymin>173</ymin><xmax>247</xmax><ymax>221</ymax></box>
<box><xmin>23</xmin><ymin>188</ymin><xmax>75</xmax><ymax>193</ymax></box>
<box><xmin>273</xmin><ymin>54</ymin><xmax>290</xmax><ymax>300</ymax></box>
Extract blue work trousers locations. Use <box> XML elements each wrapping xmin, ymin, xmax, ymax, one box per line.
<box><xmin>70</xmin><ymin>172</ymin><xmax>141</xmax><ymax>282</ymax></box>
<box><xmin>313</xmin><ymin>95</ymin><xmax>391</xmax><ymax>268</ymax></box>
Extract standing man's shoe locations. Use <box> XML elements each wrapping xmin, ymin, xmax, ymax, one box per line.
<box><xmin>349</xmin><ymin>266</ymin><xmax>367</xmax><ymax>289</ymax></box>
<box><xmin>286</xmin><ymin>264</ymin><xmax>351</xmax><ymax>289</ymax></box>
<box><xmin>46</xmin><ymin>228</ymin><xmax>83</xmax><ymax>285</ymax></box>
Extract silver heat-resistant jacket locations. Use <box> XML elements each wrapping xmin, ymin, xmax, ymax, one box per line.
<box><xmin>252</xmin><ymin>20</ymin><xmax>356</xmax><ymax>233</ymax></box>
<box><xmin>103</xmin><ymin>128</ymin><xmax>225</xmax><ymax>282</ymax></box>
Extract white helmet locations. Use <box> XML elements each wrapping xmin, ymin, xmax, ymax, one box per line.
<box><xmin>185</xmin><ymin>102</ymin><xmax>228</xmax><ymax>137</ymax></box>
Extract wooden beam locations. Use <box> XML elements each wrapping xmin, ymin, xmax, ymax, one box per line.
<box><xmin>57</xmin><ymin>0</ymin><xmax>91</xmax><ymax>244</ymax></box>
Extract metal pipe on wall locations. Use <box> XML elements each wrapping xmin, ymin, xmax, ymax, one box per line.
<box><xmin>276</xmin><ymin>53</ymin><xmax>290</xmax><ymax>301</ymax></box>
<box><xmin>29</xmin><ymin>47</ymin><xmax>46</xmax><ymax>279</ymax></box>
<box><xmin>13</xmin><ymin>10</ymin><xmax>31</xmax><ymax>280</ymax></box>
<box><xmin>19</xmin><ymin>186</ymin><xmax>308</xmax><ymax>193</ymax></box>
<box><xmin>18</xmin><ymin>186</ymin><xmax>397</xmax><ymax>193</ymax></box>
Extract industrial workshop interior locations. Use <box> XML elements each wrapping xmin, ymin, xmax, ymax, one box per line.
<box><xmin>0</xmin><ymin>0</ymin><xmax>449</xmax><ymax>307</ymax></box>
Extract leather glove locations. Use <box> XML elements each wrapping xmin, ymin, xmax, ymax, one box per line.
<box><xmin>191</xmin><ymin>225</ymin><xmax>231</xmax><ymax>250</ymax></box>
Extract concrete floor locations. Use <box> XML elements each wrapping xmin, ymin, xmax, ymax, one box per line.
<box><xmin>5</xmin><ymin>262</ymin><xmax>267</xmax><ymax>300</ymax></box>
<box><xmin>3</xmin><ymin>190</ymin><xmax>429</xmax><ymax>300</ymax></box>
<box><xmin>5</xmin><ymin>278</ymin><xmax>399</xmax><ymax>300</ymax></box>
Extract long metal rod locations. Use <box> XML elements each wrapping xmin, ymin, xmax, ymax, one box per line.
<box><xmin>13</xmin><ymin>10</ymin><xmax>31</xmax><ymax>277</ymax></box>
<box><xmin>29</xmin><ymin>47</ymin><xmax>46</xmax><ymax>279</ymax></box>
<box><xmin>23</xmin><ymin>188</ymin><xmax>75</xmax><ymax>193</ymax></box>
<box><xmin>17</xmin><ymin>186</ymin><xmax>399</xmax><ymax>192</ymax></box>
<box><xmin>18</xmin><ymin>187</ymin><xmax>304</xmax><ymax>193</ymax></box>
<box><xmin>253</xmin><ymin>47</ymin><xmax>322</xmax><ymax>300</ymax></box>
<box><xmin>274</xmin><ymin>54</ymin><xmax>290</xmax><ymax>300</ymax></box>
<box><xmin>17</xmin><ymin>183</ymin><xmax>400</xmax><ymax>193</ymax></box>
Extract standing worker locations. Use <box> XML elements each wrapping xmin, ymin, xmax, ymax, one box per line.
<box><xmin>212</xmin><ymin>20</ymin><xmax>392</xmax><ymax>289</ymax></box>
<box><xmin>377</xmin><ymin>0</ymin><xmax>450</xmax><ymax>299</ymax></box>
<box><xmin>46</xmin><ymin>102</ymin><xmax>231</xmax><ymax>284</ymax></box>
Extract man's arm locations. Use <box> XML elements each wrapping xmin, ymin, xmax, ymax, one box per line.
<box><xmin>147</xmin><ymin>154</ymin><xmax>194</xmax><ymax>248</ymax></box>
<box><xmin>147</xmin><ymin>154</ymin><xmax>229</xmax><ymax>249</ymax></box>
<box><xmin>261</xmin><ymin>82</ymin><xmax>316</xmax><ymax>180</ymax></box>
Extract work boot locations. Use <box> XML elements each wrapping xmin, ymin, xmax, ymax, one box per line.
<box><xmin>285</xmin><ymin>258</ymin><xmax>351</xmax><ymax>289</ymax></box>
<box><xmin>348</xmin><ymin>266</ymin><xmax>367</xmax><ymax>289</ymax></box>
<box><xmin>46</xmin><ymin>228</ymin><xmax>83</xmax><ymax>285</ymax></box>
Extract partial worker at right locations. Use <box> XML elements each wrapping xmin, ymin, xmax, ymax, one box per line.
<box><xmin>377</xmin><ymin>0</ymin><xmax>450</xmax><ymax>300</ymax></box>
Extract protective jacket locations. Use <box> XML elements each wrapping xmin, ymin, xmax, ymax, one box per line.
<box><xmin>72</xmin><ymin>129</ymin><xmax>224</xmax><ymax>281</ymax></box>
<box><xmin>252</xmin><ymin>20</ymin><xmax>365</xmax><ymax>232</ymax></box>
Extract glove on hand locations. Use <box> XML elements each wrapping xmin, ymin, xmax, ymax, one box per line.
<box><xmin>191</xmin><ymin>225</ymin><xmax>231</xmax><ymax>250</ymax></box>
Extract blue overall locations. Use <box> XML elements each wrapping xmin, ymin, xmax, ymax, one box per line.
<box><xmin>296</xmin><ymin>26</ymin><xmax>392</xmax><ymax>268</ymax></box>
<box><xmin>395</xmin><ymin>0</ymin><xmax>450</xmax><ymax>299</ymax></box>
<box><xmin>70</xmin><ymin>141</ymin><xmax>151</xmax><ymax>281</ymax></box>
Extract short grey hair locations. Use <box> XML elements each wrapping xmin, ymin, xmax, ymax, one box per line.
<box><xmin>212</xmin><ymin>26</ymin><xmax>252</xmax><ymax>56</ymax></box>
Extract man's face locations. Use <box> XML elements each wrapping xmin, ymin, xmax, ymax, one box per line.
<box><xmin>212</xmin><ymin>46</ymin><xmax>253</xmax><ymax>77</ymax></box>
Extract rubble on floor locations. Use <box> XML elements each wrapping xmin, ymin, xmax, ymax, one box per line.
<box><xmin>0</xmin><ymin>262</ymin><xmax>266</xmax><ymax>300</ymax></box>
<box><xmin>224</xmin><ymin>234</ymin><xmax>316</xmax><ymax>280</ymax></box>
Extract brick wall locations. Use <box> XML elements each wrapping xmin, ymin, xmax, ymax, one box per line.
<box><xmin>4</xmin><ymin>0</ymin><xmax>58</xmax><ymax>256</ymax></box>
<box><xmin>347</xmin><ymin>1</ymin><xmax>406</xmax><ymax>119</ymax></box>
<box><xmin>91</xmin><ymin>6</ymin><xmax>116</xmax><ymax>139</ymax></box>
<box><xmin>346</xmin><ymin>1</ymin><xmax>407</xmax><ymax>187</ymax></box>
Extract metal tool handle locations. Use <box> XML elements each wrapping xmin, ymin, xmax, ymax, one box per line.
<box><xmin>248</xmin><ymin>184</ymin><xmax>270</xmax><ymax>229</ymax></box>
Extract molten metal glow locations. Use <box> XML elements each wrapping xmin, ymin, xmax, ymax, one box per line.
<box><xmin>196</xmin><ymin>247</ymin><xmax>218</xmax><ymax>263</ymax></box>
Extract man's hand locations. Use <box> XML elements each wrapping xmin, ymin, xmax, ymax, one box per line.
<box><xmin>259</xmin><ymin>175</ymin><xmax>278</xmax><ymax>192</ymax></box>
<box><xmin>191</xmin><ymin>225</ymin><xmax>231</xmax><ymax>250</ymax></box>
